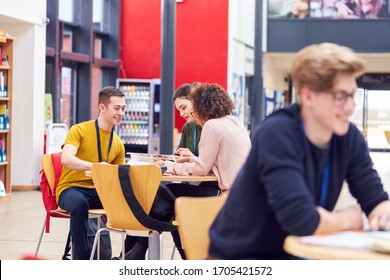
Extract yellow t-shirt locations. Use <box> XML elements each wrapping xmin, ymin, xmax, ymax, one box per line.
<box><xmin>56</xmin><ymin>120</ymin><xmax>125</xmax><ymax>201</ymax></box>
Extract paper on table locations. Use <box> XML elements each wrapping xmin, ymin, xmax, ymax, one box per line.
<box><xmin>126</xmin><ymin>157</ymin><xmax>169</xmax><ymax>175</ymax></box>
<box><xmin>127</xmin><ymin>152</ymin><xmax>176</xmax><ymax>164</ymax></box>
<box><xmin>300</xmin><ymin>231</ymin><xmax>390</xmax><ymax>250</ymax></box>
<box><xmin>126</xmin><ymin>159</ymin><xmax>153</xmax><ymax>166</ymax></box>
<box><xmin>372</xmin><ymin>238</ymin><xmax>390</xmax><ymax>253</ymax></box>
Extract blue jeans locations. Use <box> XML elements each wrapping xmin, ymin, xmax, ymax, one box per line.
<box><xmin>58</xmin><ymin>187</ymin><xmax>103</xmax><ymax>260</ymax></box>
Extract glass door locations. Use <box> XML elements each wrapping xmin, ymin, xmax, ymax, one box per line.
<box><xmin>366</xmin><ymin>90</ymin><xmax>390</xmax><ymax>151</ymax></box>
<box><xmin>350</xmin><ymin>88</ymin><xmax>366</xmax><ymax>138</ymax></box>
<box><xmin>352</xmin><ymin>89</ymin><xmax>390</xmax><ymax>151</ymax></box>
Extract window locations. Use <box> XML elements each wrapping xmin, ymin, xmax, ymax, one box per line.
<box><xmin>46</xmin><ymin>0</ymin><xmax>120</xmax><ymax>126</ymax></box>
<box><xmin>93</xmin><ymin>0</ymin><xmax>104</xmax><ymax>31</ymax></box>
<box><xmin>60</xmin><ymin>66</ymin><xmax>76</xmax><ymax>128</ymax></box>
<box><xmin>59</xmin><ymin>0</ymin><xmax>74</xmax><ymax>22</ymax></box>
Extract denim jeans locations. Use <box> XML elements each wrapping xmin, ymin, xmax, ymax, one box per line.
<box><xmin>58</xmin><ymin>187</ymin><xmax>103</xmax><ymax>260</ymax></box>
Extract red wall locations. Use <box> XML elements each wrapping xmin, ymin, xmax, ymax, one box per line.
<box><xmin>120</xmin><ymin>0</ymin><xmax>229</xmax><ymax>131</ymax></box>
<box><xmin>121</xmin><ymin>0</ymin><xmax>161</xmax><ymax>78</ymax></box>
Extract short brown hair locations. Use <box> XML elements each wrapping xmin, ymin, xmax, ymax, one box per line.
<box><xmin>290</xmin><ymin>43</ymin><xmax>365</xmax><ymax>99</ymax></box>
<box><xmin>98</xmin><ymin>86</ymin><xmax>125</xmax><ymax>106</ymax></box>
<box><xmin>190</xmin><ymin>83</ymin><xmax>234</xmax><ymax>121</ymax></box>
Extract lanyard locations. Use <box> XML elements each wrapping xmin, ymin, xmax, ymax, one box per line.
<box><xmin>193</xmin><ymin>123</ymin><xmax>198</xmax><ymax>156</ymax></box>
<box><xmin>319</xmin><ymin>154</ymin><xmax>331</xmax><ymax>207</ymax></box>
<box><xmin>95</xmin><ymin>119</ymin><xmax>114</xmax><ymax>162</ymax></box>
<box><xmin>301</xmin><ymin>122</ymin><xmax>331</xmax><ymax>207</ymax></box>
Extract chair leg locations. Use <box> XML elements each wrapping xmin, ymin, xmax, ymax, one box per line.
<box><xmin>89</xmin><ymin>228</ymin><xmax>108</xmax><ymax>260</ymax></box>
<box><xmin>61</xmin><ymin>231</ymin><xmax>72</xmax><ymax>260</ymax></box>
<box><xmin>121</xmin><ymin>234</ymin><xmax>126</xmax><ymax>260</ymax></box>
<box><xmin>148</xmin><ymin>232</ymin><xmax>162</xmax><ymax>260</ymax></box>
<box><xmin>170</xmin><ymin>246</ymin><xmax>176</xmax><ymax>260</ymax></box>
<box><xmin>159</xmin><ymin>234</ymin><xmax>163</xmax><ymax>259</ymax></box>
<box><xmin>35</xmin><ymin>217</ymin><xmax>47</xmax><ymax>256</ymax></box>
<box><xmin>96</xmin><ymin>217</ymin><xmax>101</xmax><ymax>259</ymax></box>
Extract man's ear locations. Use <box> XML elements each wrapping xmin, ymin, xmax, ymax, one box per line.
<box><xmin>300</xmin><ymin>87</ymin><xmax>314</xmax><ymax>106</ymax></box>
<box><xmin>98</xmin><ymin>103</ymin><xmax>105</xmax><ymax>112</ymax></box>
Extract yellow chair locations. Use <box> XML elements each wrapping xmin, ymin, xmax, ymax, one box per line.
<box><xmin>385</xmin><ymin>130</ymin><xmax>390</xmax><ymax>144</ymax></box>
<box><xmin>174</xmin><ymin>196</ymin><xmax>226</xmax><ymax>260</ymax></box>
<box><xmin>35</xmin><ymin>154</ymin><xmax>104</xmax><ymax>259</ymax></box>
<box><xmin>89</xmin><ymin>163</ymin><xmax>166</xmax><ymax>260</ymax></box>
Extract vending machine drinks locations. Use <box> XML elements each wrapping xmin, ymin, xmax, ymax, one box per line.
<box><xmin>116</xmin><ymin>78</ymin><xmax>161</xmax><ymax>155</ymax></box>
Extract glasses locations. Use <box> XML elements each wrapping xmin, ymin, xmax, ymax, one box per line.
<box><xmin>320</xmin><ymin>90</ymin><xmax>357</xmax><ymax>107</ymax></box>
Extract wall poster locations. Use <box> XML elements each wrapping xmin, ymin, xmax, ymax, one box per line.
<box><xmin>268</xmin><ymin>0</ymin><xmax>389</xmax><ymax>19</ymax></box>
<box><xmin>230</xmin><ymin>73</ymin><xmax>245</xmax><ymax>124</ymax></box>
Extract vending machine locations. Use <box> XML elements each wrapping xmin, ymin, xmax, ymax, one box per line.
<box><xmin>116</xmin><ymin>78</ymin><xmax>161</xmax><ymax>155</ymax></box>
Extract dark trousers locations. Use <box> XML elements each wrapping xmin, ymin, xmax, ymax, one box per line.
<box><xmin>58</xmin><ymin>187</ymin><xmax>103</xmax><ymax>260</ymax></box>
<box><xmin>167</xmin><ymin>182</ymin><xmax>219</xmax><ymax>259</ymax></box>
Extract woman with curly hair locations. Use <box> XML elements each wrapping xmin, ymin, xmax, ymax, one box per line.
<box><xmin>158</xmin><ymin>83</ymin><xmax>251</xmax><ymax>196</ymax></box>
<box><xmin>155</xmin><ymin>83</ymin><xmax>251</xmax><ymax>259</ymax></box>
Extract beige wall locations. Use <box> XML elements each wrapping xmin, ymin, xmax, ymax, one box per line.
<box><xmin>263</xmin><ymin>54</ymin><xmax>290</xmax><ymax>92</ymax></box>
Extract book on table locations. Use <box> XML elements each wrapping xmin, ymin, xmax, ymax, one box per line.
<box><xmin>127</xmin><ymin>152</ymin><xmax>176</xmax><ymax>164</ymax></box>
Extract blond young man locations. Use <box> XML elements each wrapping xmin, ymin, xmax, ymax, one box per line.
<box><xmin>208</xmin><ymin>43</ymin><xmax>390</xmax><ymax>259</ymax></box>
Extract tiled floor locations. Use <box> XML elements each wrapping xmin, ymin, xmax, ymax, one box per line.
<box><xmin>0</xmin><ymin>151</ymin><xmax>389</xmax><ymax>260</ymax></box>
<box><xmin>0</xmin><ymin>190</ymin><xmax>179</xmax><ymax>260</ymax></box>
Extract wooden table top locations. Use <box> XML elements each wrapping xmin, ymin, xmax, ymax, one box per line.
<box><xmin>284</xmin><ymin>235</ymin><xmax>390</xmax><ymax>260</ymax></box>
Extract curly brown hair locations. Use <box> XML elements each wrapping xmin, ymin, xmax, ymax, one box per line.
<box><xmin>190</xmin><ymin>83</ymin><xmax>234</xmax><ymax>121</ymax></box>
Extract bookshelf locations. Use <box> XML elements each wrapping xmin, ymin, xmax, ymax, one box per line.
<box><xmin>0</xmin><ymin>36</ymin><xmax>13</xmax><ymax>201</ymax></box>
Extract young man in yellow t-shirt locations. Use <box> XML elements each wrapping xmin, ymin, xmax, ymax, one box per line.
<box><xmin>57</xmin><ymin>86</ymin><xmax>126</xmax><ymax>260</ymax></box>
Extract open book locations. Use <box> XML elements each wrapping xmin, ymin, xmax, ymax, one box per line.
<box><xmin>127</xmin><ymin>152</ymin><xmax>176</xmax><ymax>165</ymax></box>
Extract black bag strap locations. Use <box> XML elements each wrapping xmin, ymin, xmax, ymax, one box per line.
<box><xmin>118</xmin><ymin>165</ymin><xmax>177</xmax><ymax>232</ymax></box>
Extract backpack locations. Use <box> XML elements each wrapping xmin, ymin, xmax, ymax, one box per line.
<box><xmin>62</xmin><ymin>215</ymin><xmax>112</xmax><ymax>260</ymax></box>
<box><xmin>39</xmin><ymin>152</ymin><xmax>112</xmax><ymax>260</ymax></box>
<box><xmin>87</xmin><ymin>217</ymin><xmax>112</xmax><ymax>260</ymax></box>
<box><xmin>39</xmin><ymin>152</ymin><xmax>63</xmax><ymax>233</ymax></box>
